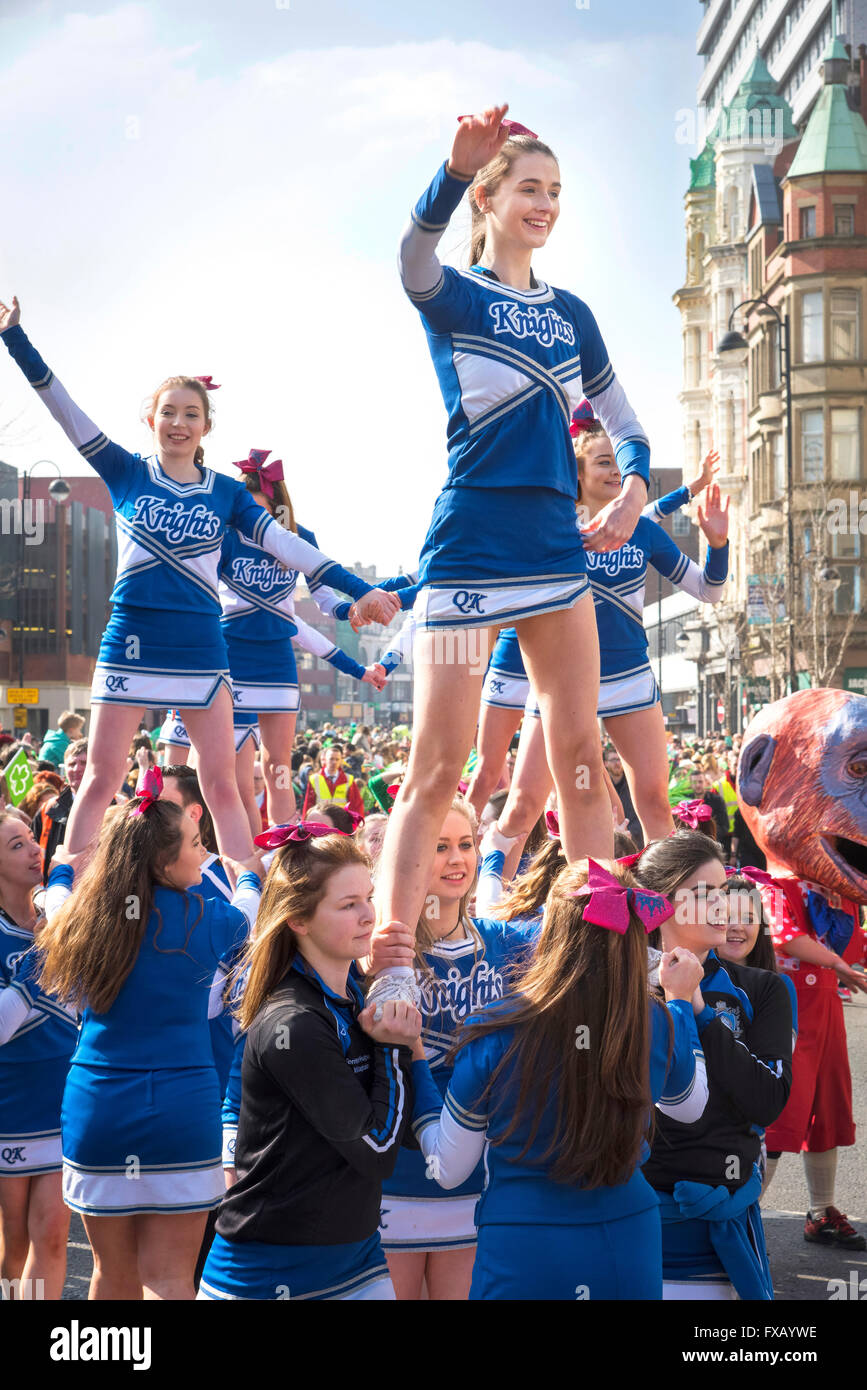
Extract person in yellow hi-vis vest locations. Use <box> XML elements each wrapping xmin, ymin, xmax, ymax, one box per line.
<box><xmin>301</xmin><ymin>744</ymin><xmax>365</xmax><ymax>820</ymax></box>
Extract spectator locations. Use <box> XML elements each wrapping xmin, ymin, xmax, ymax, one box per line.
<box><xmin>32</xmin><ymin>738</ymin><xmax>88</xmax><ymax>879</ymax></box>
<box><xmin>301</xmin><ymin>744</ymin><xmax>365</xmax><ymax>819</ymax></box>
<box><xmin>38</xmin><ymin>711</ymin><xmax>85</xmax><ymax>769</ymax></box>
<box><xmin>603</xmin><ymin>747</ymin><xmax>643</xmax><ymax>848</ymax></box>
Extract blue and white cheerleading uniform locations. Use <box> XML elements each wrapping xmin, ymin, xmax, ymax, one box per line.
<box><xmin>1</xmin><ymin>326</ymin><xmax>376</xmax><ymax>710</ymax></box>
<box><xmin>380</xmin><ymin>917</ymin><xmax>535</xmax><ymax>1253</ymax></box>
<box><xmin>523</xmin><ymin>519</ymin><xmax>728</xmax><ymax>720</ymax></box>
<box><xmin>0</xmin><ymin>912</ymin><xmax>78</xmax><ymax>1175</ymax></box>
<box><xmin>48</xmin><ymin>863</ymin><xmax>260</xmax><ymax>1216</ymax></box>
<box><xmin>480</xmin><ymin>487</ymin><xmax>693</xmax><ymax>713</ymax></box>
<box><xmin>399</xmin><ymin>162</ymin><xmax>650</xmax><ymax>630</ymax></box>
<box><xmin>413</xmin><ymin>997</ymin><xmax>708</xmax><ymax>1300</ymax></box>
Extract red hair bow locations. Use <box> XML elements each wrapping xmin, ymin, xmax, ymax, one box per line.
<box><xmin>457</xmin><ymin>116</ymin><xmax>539</xmax><ymax>139</ymax></box>
<box><xmin>569</xmin><ymin>400</ymin><xmax>597</xmax><ymax>439</ymax></box>
<box><xmin>254</xmin><ymin>821</ymin><xmax>350</xmax><ymax>849</ymax></box>
<box><xmin>233</xmin><ymin>449</ymin><xmax>285</xmax><ymax>501</ymax></box>
<box><xmin>737</xmin><ymin>865</ymin><xmax>775</xmax><ymax>887</ymax></box>
<box><xmin>569</xmin><ymin>858</ymin><xmax>673</xmax><ymax>934</ymax></box>
<box><xmin>195</xmin><ymin>376</ymin><xmax>221</xmax><ymax>391</ymax></box>
<box><xmin>674</xmin><ymin>799</ymin><xmax>713</xmax><ymax>830</ymax></box>
<box><xmin>545</xmin><ymin>809</ymin><xmax>560</xmax><ymax>840</ymax></box>
<box><xmin>130</xmin><ymin>765</ymin><xmax>163</xmax><ymax>817</ymax></box>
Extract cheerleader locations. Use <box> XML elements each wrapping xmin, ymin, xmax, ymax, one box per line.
<box><xmin>466</xmin><ymin>451</ymin><xmax>720</xmax><ymax>820</ymax></box>
<box><xmin>0</xmin><ymin>815</ymin><xmax>77</xmax><ymax>1299</ymax></box>
<box><xmin>35</xmin><ymin>771</ymin><xmax>262</xmax><ymax>1300</ymax></box>
<box><xmin>489</xmin><ymin>425</ymin><xmax>728</xmax><ymax>867</ymax></box>
<box><xmin>413</xmin><ymin>858</ymin><xmax>708</xmax><ymax>1299</ymax></box>
<box><xmin>370</xmin><ymin>107</ymin><xmax>652</xmax><ymax>1009</ymax></box>
<box><xmin>199</xmin><ymin>825</ymin><xmax>419</xmax><ymax>1301</ymax></box>
<box><xmin>634</xmin><ymin>832</ymin><xmax>793</xmax><ymax>1299</ymax></box>
<box><xmin>0</xmin><ymin>298</ymin><xmax>398</xmax><ymax>863</ymax></box>
<box><xmin>374</xmin><ymin>796</ymin><xmax>536</xmax><ymax>1299</ymax></box>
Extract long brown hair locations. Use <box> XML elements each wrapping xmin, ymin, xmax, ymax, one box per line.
<box><xmin>469</xmin><ymin>136</ymin><xmax>559</xmax><ymax>266</ymax></box>
<box><xmin>494</xmin><ymin>834</ymin><xmax>564</xmax><ymax>922</ymax></box>
<box><xmin>38</xmin><ymin>799</ymin><xmax>199</xmax><ymax>1013</ymax></box>
<box><xmin>458</xmin><ymin>859</ymin><xmax>664</xmax><ymax>1187</ymax></box>
<box><xmin>237</xmin><ymin>834</ymin><xmax>370</xmax><ymax>1030</ymax></box>
<box><xmin>146</xmin><ymin>376</ymin><xmax>213</xmax><ymax>469</ymax></box>
<box><xmin>721</xmin><ymin>875</ymin><xmax>778</xmax><ymax>973</ymax></box>
<box><xmin>241</xmin><ymin>473</ymin><xmax>297</xmax><ymax>535</ymax></box>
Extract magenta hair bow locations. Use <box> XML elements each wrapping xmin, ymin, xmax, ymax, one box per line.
<box><xmin>738</xmin><ymin>865</ymin><xmax>775</xmax><ymax>887</ymax></box>
<box><xmin>457</xmin><ymin>116</ymin><xmax>539</xmax><ymax>139</ymax></box>
<box><xmin>545</xmin><ymin>809</ymin><xmax>560</xmax><ymax>841</ymax></box>
<box><xmin>674</xmin><ymin>799</ymin><xmax>713</xmax><ymax>830</ymax></box>
<box><xmin>255</xmin><ymin>821</ymin><xmax>350</xmax><ymax>849</ymax></box>
<box><xmin>569</xmin><ymin>859</ymin><xmax>674</xmax><ymax>934</ymax></box>
<box><xmin>569</xmin><ymin>399</ymin><xmax>597</xmax><ymax>439</ymax></box>
<box><xmin>195</xmin><ymin>376</ymin><xmax>221</xmax><ymax>391</ymax></box>
<box><xmin>233</xmin><ymin>449</ymin><xmax>285</xmax><ymax>501</ymax></box>
<box><xmin>129</xmin><ymin>765</ymin><xmax>163</xmax><ymax>817</ymax></box>
<box><xmin>617</xmin><ymin>850</ymin><xmax>643</xmax><ymax>869</ymax></box>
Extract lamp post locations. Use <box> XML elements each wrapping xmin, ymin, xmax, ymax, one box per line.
<box><xmin>16</xmin><ymin>461</ymin><xmax>70</xmax><ymax>689</ymax></box>
<box><xmin>718</xmin><ymin>294</ymin><xmax>796</xmax><ymax>693</ymax></box>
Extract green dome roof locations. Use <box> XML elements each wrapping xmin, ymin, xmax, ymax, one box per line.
<box><xmin>787</xmin><ymin>38</ymin><xmax>867</xmax><ymax>176</ymax></box>
<box><xmin>717</xmin><ymin>51</ymin><xmax>798</xmax><ymax>144</ymax></box>
<box><xmin>689</xmin><ymin>140</ymin><xmax>716</xmax><ymax>190</ymax></box>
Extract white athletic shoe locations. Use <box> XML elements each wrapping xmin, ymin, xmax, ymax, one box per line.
<box><xmin>365</xmin><ymin>971</ymin><xmax>421</xmax><ymax>1020</ymax></box>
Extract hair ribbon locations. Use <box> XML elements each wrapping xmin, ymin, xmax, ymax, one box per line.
<box><xmin>130</xmin><ymin>765</ymin><xmax>163</xmax><ymax>817</ymax></box>
<box><xmin>569</xmin><ymin>858</ymin><xmax>674</xmax><ymax>934</ymax></box>
<box><xmin>233</xmin><ymin>449</ymin><xmax>285</xmax><ymax>500</ymax></box>
<box><xmin>674</xmin><ymin>799</ymin><xmax>713</xmax><ymax>830</ymax></box>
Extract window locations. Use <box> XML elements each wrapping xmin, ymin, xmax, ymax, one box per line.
<box><xmin>751</xmin><ymin>243</ymin><xmax>763</xmax><ymax>293</ymax></box>
<box><xmin>801</xmin><ymin>410</ymin><xmax>824</xmax><ymax>482</ymax></box>
<box><xmin>831</xmin><ymin>290</ymin><xmax>859</xmax><ymax>360</ymax></box>
<box><xmin>835</xmin><ymin>566</ymin><xmax>861</xmax><ymax>616</ymax></box>
<box><xmin>831</xmin><ymin>408</ymin><xmax>860</xmax><ymax>480</ymax></box>
<box><xmin>835</xmin><ymin>205</ymin><xmax>855</xmax><ymax>237</ymax></box>
<box><xmin>801</xmin><ymin>291</ymin><xmax>823</xmax><ymax>362</ymax></box>
<box><xmin>800</xmin><ymin>206</ymin><xmax>816</xmax><ymax>239</ymax></box>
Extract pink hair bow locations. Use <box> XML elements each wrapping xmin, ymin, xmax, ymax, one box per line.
<box><xmin>195</xmin><ymin>376</ymin><xmax>221</xmax><ymax>391</ymax></box>
<box><xmin>739</xmin><ymin>865</ymin><xmax>775</xmax><ymax>887</ymax></box>
<box><xmin>674</xmin><ymin>799</ymin><xmax>713</xmax><ymax>830</ymax></box>
<box><xmin>617</xmin><ymin>851</ymin><xmax>643</xmax><ymax>869</ymax></box>
<box><xmin>569</xmin><ymin>400</ymin><xmax>597</xmax><ymax>438</ymax></box>
<box><xmin>457</xmin><ymin>116</ymin><xmax>539</xmax><ymax>139</ymax></box>
<box><xmin>569</xmin><ymin>858</ymin><xmax>674</xmax><ymax>934</ymax></box>
<box><xmin>130</xmin><ymin>765</ymin><xmax>163</xmax><ymax>817</ymax></box>
<box><xmin>233</xmin><ymin>449</ymin><xmax>285</xmax><ymax>500</ymax></box>
<box><xmin>255</xmin><ymin>821</ymin><xmax>349</xmax><ymax>849</ymax></box>
<box><xmin>546</xmin><ymin>809</ymin><xmax>560</xmax><ymax>840</ymax></box>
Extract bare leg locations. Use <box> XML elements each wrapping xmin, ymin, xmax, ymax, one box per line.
<box><xmin>82</xmin><ymin>1214</ymin><xmax>143</xmax><ymax>1300</ymax></box>
<box><xmin>497</xmin><ymin>713</ymin><xmax>552</xmax><ymax>879</ymax></box>
<box><xmin>184</xmin><ymin>690</ymin><xmax>255</xmax><ymax>860</ymax></box>
<box><xmin>65</xmin><ymin>703</ymin><xmax>145</xmax><ymax>852</ymax></box>
<box><xmin>465</xmin><ymin>703</ymin><xmax>522</xmax><ymax>817</ymax></box>
<box><xmin>19</xmin><ymin>1171</ymin><xmax>69</xmax><ymax>1300</ymax></box>
<box><xmin>258</xmin><ymin>712</ymin><xmax>298</xmax><ymax>825</ymax></box>
<box><xmin>516</xmin><ymin>596</ymin><xmax>611</xmax><ymax>863</ymax></box>
<box><xmin>136</xmin><ymin>1211</ymin><xmax>209</xmax><ymax>1300</ymax></box>
<box><xmin>424</xmin><ymin>1247</ymin><xmax>475</xmax><ymax>1301</ymax></box>
<box><xmin>0</xmin><ymin>1174</ymin><xmax>30</xmax><ymax>1291</ymax></box>
<box><xmin>375</xmin><ymin>627</ymin><xmax>496</xmax><ymax>932</ymax></box>
<box><xmin>603</xmin><ymin>704</ymin><xmax>673</xmax><ymax>843</ymax></box>
<box><xmin>160</xmin><ymin>741</ymin><xmax>190</xmax><ymax>768</ymax></box>
<box><xmin>234</xmin><ymin>737</ymin><xmax>259</xmax><ymax>839</ymax></box>
<box><xmin>385</xmin><ymin>1250</ymin><xmax>427</xmax><ymax>1301</ymax></box>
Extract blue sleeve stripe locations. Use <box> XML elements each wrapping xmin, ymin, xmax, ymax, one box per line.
<box><xmin>583</xmin><ymin>360</ymin><xmax>614</xmax><ymax>395</ymax></box>
<box><xmin>406</xmin><ymin>274</ymin><xmax>446</xmax><ymax>304</ymax></box>
<box><xmin>79</xmin><ymin>432</ymin><xmax>110</xmax><ymax>460</ymax></box>
<box><xmin>445</xmin><ymin>1088</ymin><xmax>487</xmax><ymax>1131</ymax></box>
<box><xmin>410</xmin><ymin>209</ymin><xmax>450</xmax><ymax>233</ymax></box>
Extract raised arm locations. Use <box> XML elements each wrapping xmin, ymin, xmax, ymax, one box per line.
<box><xmin>292</xmin><ymin>614</ymin><xmax>366</xmax><ymax>682</ymax></box>
<box><xmin>0</xmin><ymin>299</ymin><xmax>137</xmax><ymax>500</ymax></box>
<box><xmin>646</xmin><ymin>487</ymin><xmax>729</xmax><ymax>605</ymax></box>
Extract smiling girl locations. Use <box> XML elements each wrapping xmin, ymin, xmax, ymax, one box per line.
<box><xmin>370</xmin><ymin>106</ymin><xmax>652</xmax><ymax>1013</ymax></box>
<box><xmin>634</xmin><ymin>832</ymin><xmax>793</xmax><ymax>1299</ymax></box>
<box><xmin>199</xmin><ymin>829</ymin><xmax>419</xmax><ymax>1301</ymax></box>
<box><xmin>0</xmin><ymin>298</ymin><xmax>397</xmax><ymax>863</ymax></box>
<box><xmin>0</xmin><ymin>815</ymin><xmax>77</xmax><ymax>1299</ymax></box>
<box><xmin>373</xmin><ymin>795</ymin><xmax>536</xmax><ymax>1300</ymax></box>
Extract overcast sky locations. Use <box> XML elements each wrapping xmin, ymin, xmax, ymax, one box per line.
<box><xmin>0</xmin><ymin>0</ymin><xmax>703</xmax><ymax>573</ymax></box>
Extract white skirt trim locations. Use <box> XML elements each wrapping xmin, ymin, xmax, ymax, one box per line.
<box><xmin>0</xmin><ymin>1129</ymin><xmax>63</xmax><ymax>1175</ymax></box>
<box><xmin>232</xmin><ymin>680</ymin><xmax>299</xmax><ymax>715</ymax></box>
<box><xmin>92</xmin><ymin>665</ymin><xmax>232</xmax><ymax>710</ymax></box>
<box><xmin>413</xmin><ymin>575</ymin><xmax>590</xmax><ymax>631</ymax></box>
<box><xmin>525</xmin><ymin>664</ymin><xmax>660</xmax><ymax>720</ymax></box>
<box><xmin>62</xmin><ymin>1156</ymin><xmax>225</xmax><ymax>1215</ymax></box>
<box><xmin>481</xmin><ymin>669</ymin><xmax>530</xmax><ymax>712</ymax></box>
<box><xmin>379</xmin><ymin>1193</ymin><xmax>478</xmax><ymax>1251</ymax></box>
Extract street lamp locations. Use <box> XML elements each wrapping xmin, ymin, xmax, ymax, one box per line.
<box><xmin>718</xmin><ymin>293</ymin><xmax>797</xmax><ymax>693</ymax></box>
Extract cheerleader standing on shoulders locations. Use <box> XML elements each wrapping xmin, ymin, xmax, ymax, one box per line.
<box><xmin>490</xmin><ymin>420</ymin><xmax>728</xmax><ymax>869</ymax></box>
<box><xmin>370</xmin><ymin>107</ymin><xmax>652</xmax><ymax>1009</ymax></box>
<box><xmin>634</xmin><ymin>832</ymin><xmax>793</xmax><ymax>1299</ymax></box>
<box><xmin>0</xmin><ymin>815</ymin><xmax>77</xmax><ymax>1299</ymax></box>
<box><xmin>199</xmin><ymin>825</ymin><xmax>418</xmax><ymax>1301</ymax></box>
<box><xmin>372</xmin><ymin>795</ymin><xmax>536</xmax><ymax>1299</ymax></box>
<box><xmin>413</xmin><ymin>859</ymin><xmax>708</xmax><ymax>1299</ymax></box>
<box><xmin>0</xmin><ymin>297</ymin><xmax>398</xmax><ymax>862</ymax></box>
<box><xmin>34</xmin><ymin>771</ymin><xmax>262</xmax><ymax>1300</ymax></box>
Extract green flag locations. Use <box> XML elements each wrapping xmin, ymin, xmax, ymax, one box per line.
<box><xmin>4</xmin><ymin>749</ymin><xmax>33</xmax><ymax>807</ymax></box>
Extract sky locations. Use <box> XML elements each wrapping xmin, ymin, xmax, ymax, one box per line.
<box><xmin>0</xmin><ymin>0</ymin><xmax>705</xmax><ymax>574</ymax></box>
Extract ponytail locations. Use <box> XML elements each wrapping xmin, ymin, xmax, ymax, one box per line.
<box><xmin>468</xmin><ymin>135</ymin><xmax>558</xmax><ymax>267</ymax></box>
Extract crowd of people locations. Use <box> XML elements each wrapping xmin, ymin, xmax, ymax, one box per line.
<box><xmin>0</xmin><ymin>106</ymin><xmax>864</xmax><ymax>1303</ymax></box>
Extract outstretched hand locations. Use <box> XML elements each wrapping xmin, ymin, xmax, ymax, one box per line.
<box><xmin>450</xmin><ymin>105</ymin><xmax>511</xmax><ymax>179</ymax></box>
<box><xmin>697</xmin><ymin>483</ymin><xmax>730</xmax><ymax>548</ymax></box>
<box><xmin>688</xmin><ymin>449</ymin><xmax>720</xmax><ymax>498</ymax></box>
<box><xmin>0</xmin><ymin>295</ymin><xmax>21</xmax><ymax>333</ymax></box>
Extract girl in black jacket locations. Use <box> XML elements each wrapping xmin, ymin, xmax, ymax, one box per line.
<box><xmin>199</xmin><ymin>826</ymin><xmax>420</xmax><ymax>1301</ymax></box>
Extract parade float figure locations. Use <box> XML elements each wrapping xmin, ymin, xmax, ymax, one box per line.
<box><xmin>738</xmin><ymin>687</ymin><xmax>867</xmax><ymax>1249</ymax></box>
